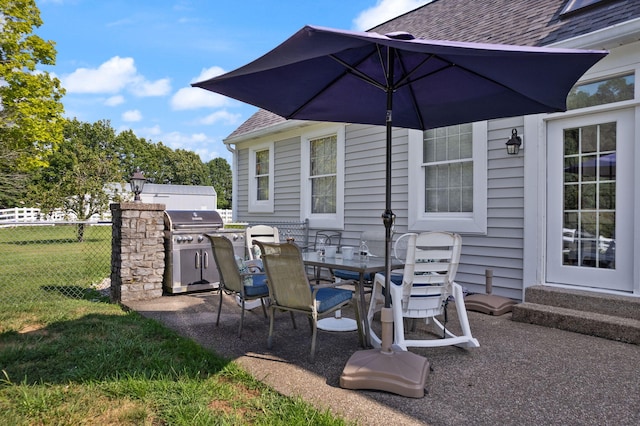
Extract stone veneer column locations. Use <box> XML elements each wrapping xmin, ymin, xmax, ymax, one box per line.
<box><xmin>110</xmin><ymin>202</ymin><xmax>166</xmax><ymax>303</ymax></box>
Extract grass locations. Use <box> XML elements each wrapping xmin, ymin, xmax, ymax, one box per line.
<box><xmin>0</xmin><ymin>225</ymin><xmax>350</xmax><ymax>425</ymax></box>
<box><xmin>0</xmin><ymin>225</ymin><xmax>111</xmax><ymax>302</ymax></box>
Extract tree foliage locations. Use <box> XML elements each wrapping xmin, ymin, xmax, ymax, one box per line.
<box><xmin>28</xmin><ymin>119</ymin><xmax>123</xmax><ymax>233</ymax></box>
<box><xmin>207</xmin><ymin>157</ymin><xmax>232</xmax><ymax>209</ymax></box>
<box><xmin>0</xmin><ymin>0</ymin><xmax>65</xmax><ymax>168</ymax></box>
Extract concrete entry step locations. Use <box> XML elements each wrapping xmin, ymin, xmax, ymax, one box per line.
<box><xmin>511</xmin><ymin>285</ymin><xmax>640</xmax><ymax>344</ymax></box>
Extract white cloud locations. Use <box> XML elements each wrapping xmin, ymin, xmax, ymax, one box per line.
<box><xmin>130</xmin><ymin>77</ymin><xmax>172</xmax><ymax>97</ymax></box>
<box><xmin>353</xmin><ymin>0</ymin><xmax>432</xmax><ymax>31</ymax></box>
<box><xmin>122</xmin><ymin>109</ymin><xmax>142</xmax><ymax>122</ymax></box>
<box><xmin>105</xmin><ymin>95</ymin><xmax>125</xmax><ymax>106</ymax></box>
<box><xmin>61</xmin><ymin>56</ymin><xmax>171</xmax><ymax>97</ymax></box>
<box><xmin>170</xmin><ymin>66</ymin><xmax>232</xmax><ymax>110</ymax></box>
<box><xmin>137</xmin><ymin>124</ymin><xmax>163</xmax><ymax>137</ymax></box>
<box><xmin>192</xmin><ymin>66</ymin><xmax>226</xmax><ymax>84</ymax></box>
<box><xmin>171</xmin><ymin>86</ymin><xmax>232</xmax><ymax>110</ymax></box>
<box><xmin>197</xmin><ymin>110</ymin><xmax>242</xmax><ymax>126</ymax></box>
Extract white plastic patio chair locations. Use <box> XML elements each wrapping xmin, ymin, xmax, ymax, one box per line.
<box><xmin>246</xmin><ymin>225</ymin><xmax>279</xmax><ymax>260</ymax></box>
<box><xmin>367</xmin><ymin>231</ymin><xmax>479</xmax><ymax>350</ymax></box>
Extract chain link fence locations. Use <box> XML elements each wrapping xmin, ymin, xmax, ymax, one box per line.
<box><xmin>0</xmin><ymin>222</ymin><xmax>112</xmax><ymax>304</ymax></box>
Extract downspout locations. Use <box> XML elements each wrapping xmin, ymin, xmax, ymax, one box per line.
<box><xmin>224</xmin><ymin>139</ymin><xmax>238</xmax><ymax>222</ymax></box>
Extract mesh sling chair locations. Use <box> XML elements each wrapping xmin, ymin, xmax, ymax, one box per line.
<box><xmin>367</xmin><ymin>232</ymin><xmax>479</xmax><ymax>350</ymax></box>
<box><xmin>254</xmin><ymin>240</ymin><xmax>356</xmax><ymax>362</ymax></box>
<box><xmin>206</xmin><ymin>235</ymin><xmax>269</xmax><ymax>338</ymax></box>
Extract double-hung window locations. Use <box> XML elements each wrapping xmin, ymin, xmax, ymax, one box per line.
<box><xmin>408</xmin><ymin>122</ymin><xmax>487</xmax><ymax>233</ymax></box>
<box><xmin>301</xmin><ymin>125</ymin><xmax>345</xmax><ymax>229</ymax></box>
<box><xmin>248</xmin><ymin>142</ymin><xmax>274</xmax><ymax>213</ymax></box>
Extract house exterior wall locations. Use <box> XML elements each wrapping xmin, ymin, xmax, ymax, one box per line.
<box><xmin>228</xmin><ymin>7</ymin><xmax>640</xmax><ymax>300</ymax></box>
<box><xmin>234</xmin><ymin>118</ymin><xmax>527</xmax><ymax>299</ymax></box>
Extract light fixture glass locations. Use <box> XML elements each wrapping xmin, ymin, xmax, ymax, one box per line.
<box><xmin>129</xmin><ymin>168</ymin><xmax>146</xmax><ymax>202</ymax></box>
<box><xmin>506</xmin><ymin>129</ymin><xmax>522</xmax><ymax>155</ymax></box>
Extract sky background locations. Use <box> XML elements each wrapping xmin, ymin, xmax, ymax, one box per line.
<box><xmin>36</xmin><ymin>0</ymin><xmax>431</xmax><ymax>165</ymax></box>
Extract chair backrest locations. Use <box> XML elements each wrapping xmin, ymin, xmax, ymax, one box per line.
<box><xmin>253</xmin><ymin>241</ymin><xmax>313</xmax><ymax>311</ymax></box>
<box><xmin>399</xmin><ymin>232</ymin><xmax>462</xmax><ymax>305</ymax></box>
<box><xmin>410</xmin><ymin>231</ymin><xmax>462</xmax><ymax>285</ymax></box>
<box><xmin>207</xmin><ymin>234</ymin><xmax>243</xmax><ymax>293</ymax></box>
<box><xmin>313</xmin><ymin>230</ymin><xmax>342</xmax><ymax>250</ymax></box>
<box><xmin>246</xmin><ymin>225</ymin><xmax>280</xmax><ymax>259</ymax></box>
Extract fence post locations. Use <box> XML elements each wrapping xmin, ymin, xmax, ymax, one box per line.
<box><xmin>110</xmin><ymin>202</ymin><xmax>166</xmax><ymax>303</ymax></box>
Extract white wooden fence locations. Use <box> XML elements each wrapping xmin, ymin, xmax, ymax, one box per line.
<box><xmin>0</xmin><ymin>207</ymin><xmax>235</xmax><ymax>224</ymax></box>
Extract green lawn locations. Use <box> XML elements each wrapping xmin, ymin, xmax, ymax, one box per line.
<box><xmin>0</xmin><ymin>225</ymin><xmax>349</xmax><ymax>425</ymax></box>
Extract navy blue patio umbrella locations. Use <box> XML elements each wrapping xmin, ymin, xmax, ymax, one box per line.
<box><xmin>193</xmin><ymin>25</ymin><xmax>607</xmax><ymax>397</ymax></box>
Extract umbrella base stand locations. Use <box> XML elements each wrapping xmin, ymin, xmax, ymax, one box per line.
<box><xmin>465</xmin><ymin>293</ymin><xmax>516</xmax><ymax>316</ymax></box>
<box><xmin>340</xmin><ymin>308</ymin><xmax>430</xmax><ymax>398</ymax></box>
<box><xmin>465</xmin><ymin>269</ymin><xmax>516</xmax><ymax>316</ymax></box>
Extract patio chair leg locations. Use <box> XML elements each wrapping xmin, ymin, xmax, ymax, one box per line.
<box><xmin>238</xmin><ymin>298</ymin><xmax>245</xmax><ymax>338</ymax></box>
<box><xmin>260</xmin><ymin>297</ymin><xmax>267</xmax><ymax>318</ymax></box>
<box><xmin>268</xmin><ymin>307</ymin><xmax>275</xmax><ymax>349</ymax></box>
<box><xmin>289</xmin><ymin>311</ymin><xmax>297</xmax><ymax>329</ymax></box>
<box><xmin>216</xmin><ymin>289</ymin><xmax>223</xmax><ymax>326</ymax></box>
<box><xmin>310</xmin><ymin>321</ymin><xmax>317</xmax><ymax>362</ymax></box>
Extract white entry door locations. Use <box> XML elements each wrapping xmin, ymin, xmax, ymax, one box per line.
<box><xmin>546</xmin><ymin>109</ymin><xmax>634</xmax><ymax>292</ymax></box>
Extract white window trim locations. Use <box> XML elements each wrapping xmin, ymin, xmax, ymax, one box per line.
<box><xmin>408</xmin><ymin>121</ymin><xmax>488</xmax><ymax>234</ymax></box>
<box><xmin>248</xmin><ymin>141</ymin><xmax>274</xmax><ymax>213</ymax></box>
<box><xmin>300</xmin><ymin>125</ymin><xmax>345</xmax><ymax>229</ymax></box>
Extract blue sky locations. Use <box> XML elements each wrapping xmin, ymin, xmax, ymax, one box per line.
<box><xmin>36</xmin><ymin>0</ymin><xmax>431</xmax><ymax>165</ymax></box>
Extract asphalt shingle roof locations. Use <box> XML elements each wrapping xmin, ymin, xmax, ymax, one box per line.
<box><xmin>226</xmin><ymin>0</ymin><xmax>640</xmax><ymax>141</ymax></box>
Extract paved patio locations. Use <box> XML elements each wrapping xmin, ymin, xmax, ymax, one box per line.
<box><xmin>125</xmin><ymin>292</ymin><xmax>639</xmax><ymax>425</ymax></box>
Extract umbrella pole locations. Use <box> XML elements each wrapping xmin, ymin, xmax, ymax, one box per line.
<box><xmin>340</xmin><ymin>46</ymin><xmax>430</xmax><ymax>398</ymax></box>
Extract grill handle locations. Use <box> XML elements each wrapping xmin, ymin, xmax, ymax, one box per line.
<box><xmin>195</xmin><ymin>251</ymin><xmax>201</xmax><ymax>269</ymax></box>
<box><xmin>203</xmin><ymin>251</ymin><xmax>209</xmax><ymax>269</ymax></box>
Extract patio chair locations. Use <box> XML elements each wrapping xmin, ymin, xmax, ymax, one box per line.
<box><xmin>206</xmin><ymin>235</ymin><xmax>269</xmax><ymax>338</ymax></box>
<box><xmin>246</xmin><ymin>225</ymin><xmax>279</xmax><ymax>260</ymax></box>
<box><xmin>308</xmin><ymin>230</ymin><xmax>342</xmax><ymax>280</ymax></box>
<box><xmin>254</xmin><ymin>240</ymin><xmax>356</xmax><ymax>362</ymax></box>
<box><xmin>367</xmin><ymin>232</ymin><xmax>479</xmax><ymax>350</ymax></box>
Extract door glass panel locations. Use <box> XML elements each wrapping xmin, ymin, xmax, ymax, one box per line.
<box><xmin>562</xmin><ymin>122</ymin><xmax>616</xmax><ymax>269</ymax></box>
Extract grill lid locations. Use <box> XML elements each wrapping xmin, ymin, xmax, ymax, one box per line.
<box><xmin>164</xmin><ymin>210</ymin><xmax>223</xmax><ymax>230</ymax></box>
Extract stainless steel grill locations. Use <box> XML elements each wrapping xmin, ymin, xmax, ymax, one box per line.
<box><xmin>163</xmin><ymin>210</ymin><xmax>245</xmax><ymax>294</ymax></box>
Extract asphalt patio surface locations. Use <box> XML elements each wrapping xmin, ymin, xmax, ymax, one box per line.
<box><xmin>125</xmin><ymin>291</ymin><xmax>640</xmax><ymax>425</ymax></box>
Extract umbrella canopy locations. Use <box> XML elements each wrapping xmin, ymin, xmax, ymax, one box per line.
<box><xmin>193</xmin><ymin>24</ymin><xmax>607</xmax><ymax>398</ymax></box>
<box><xmin>194</xmin><ymin>25</ymin><xmax>607</xmax><ymax>131</ymax></box>
<box><xmin>193</xmin><ymin>24</ymin><xmax>606</xmax><ymax>305</ymax></box>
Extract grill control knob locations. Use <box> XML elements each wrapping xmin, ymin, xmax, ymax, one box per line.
<box><xmin>197</xmin><ymin>235</ymin><xmax>204</xmax><ymax>242</ymax></box>
<box><xmin>186</xmin><ymin>235</ymin><xmax>193</xmax><ymax>242</ymax></box>
<box><xmin>176</xmin><ymin>236</ymin><xmax>183</xmax><ymax>243</ymax></box>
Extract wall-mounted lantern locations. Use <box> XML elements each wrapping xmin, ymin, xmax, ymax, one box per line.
<box><xmin>506</xmin><ymin>128</ymin><xmax>522</xmax><ymax>155</ymax></box>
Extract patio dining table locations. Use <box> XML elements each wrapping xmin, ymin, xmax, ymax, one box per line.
<box><xmin>302</xmin><ymin>250</ymin><xmax>402</xmax><ymax>348</ymax></box>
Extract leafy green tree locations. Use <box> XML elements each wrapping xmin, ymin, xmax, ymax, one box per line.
<box><xmin>0</xmin><ymin>0</ymin><xmax>65</xmax><ymax>171</ymax></box>
<box><xmin>207</xmin><ymin>157</ymin><xmax>232</xmax><ymax>209</ymax></box>
<box><xmin>29</xmin><ymin>119</ymin><xmax>122</xmax><ymax>241</ymax></box>
<box><xmin>0</xmin><ymin>148</ymin><xmax>28</xmax><ymax>208</ymax></box>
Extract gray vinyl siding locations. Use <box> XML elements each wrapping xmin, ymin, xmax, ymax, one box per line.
<box><xmin>236</xmin><ymin>136</ymin><xmax>301</xmax><ymax>224</ymax></box>
<box><xmin>235</xmin><ymin>119</ymin><xmax>527</xmax><ymax>299</ymax></box>
<box><xmin>455</xmin><ymin>117</ymin><xmax>526</xmax><ymax>300</ymax></box>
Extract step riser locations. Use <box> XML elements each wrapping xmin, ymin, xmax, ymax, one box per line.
<box><xmin>512</xmin><ymin>286</ymin><xmax>640</xmax><ymax>345</ymax></box>
<box><xmin>512</xmin><ymin>304</ymin><xmax>640</xmax><ymax>345</ymax></box>
<box><xmin>525</xmin><ymin>286</ymin><xmax>640</xmax><ymax>321</ymax></box>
